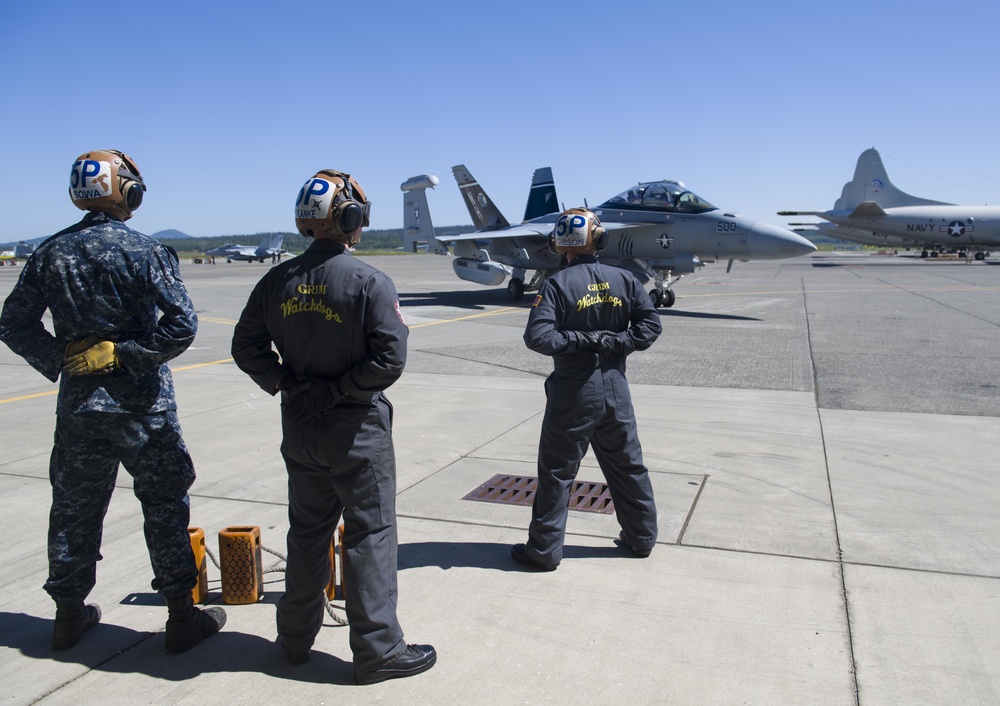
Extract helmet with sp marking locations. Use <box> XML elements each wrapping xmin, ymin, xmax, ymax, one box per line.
<box><xmin>294</xmin><ymin>170</ymin><xmax>371</xmax><ymax>245</ymax></box>
<box><xmin>549</xmin><ymin>207</ymin><xmax>607</xmax><ymax>255</ymax></box>
<box><xmin>69</xmin><ymin>150</ymin><xmax>145</xmax><ymax>221</ymax></box>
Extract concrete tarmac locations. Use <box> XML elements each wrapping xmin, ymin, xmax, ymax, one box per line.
<box><xmin>1</xmin><ymin>251</ymin><xmax>998</xmax><ymax>705</ymax></box>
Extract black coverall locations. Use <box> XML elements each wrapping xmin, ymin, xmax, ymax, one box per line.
<box><xmin>231</xmin><ymin>238</ymin><xmax>409</xmax><ymax>670</ymax></box>
<box><xmin>522</xmin><ymin>254</ymin><xmax>662</xmax><ymax>566</ymax></box>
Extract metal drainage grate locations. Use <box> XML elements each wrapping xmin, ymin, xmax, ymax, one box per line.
<box><xmin>463</xmin><ymin>474</ymin><xmax>615</xmax><ymax>515</ymax></box>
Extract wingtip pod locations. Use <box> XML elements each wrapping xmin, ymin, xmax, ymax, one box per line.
<box><xmin>401</xmin><ymin>175</ymin><xmax>439</xmax><ymax>192</ymax></box>
<box><xmin>402</xmin><ymin>174</ymin><xmax>448</xmax><ymax>255</ymax></box>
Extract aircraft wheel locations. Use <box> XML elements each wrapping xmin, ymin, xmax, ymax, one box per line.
<box><xmin>649</xmin><ymin>289</ymin><xmax>663</xmax><ymax>308</ymax></box>
<box><xmin>507</xmin><ymin>278</ymin><xmax>525</xmax><ymax>301</ymax></box>
<box><xmin>975</xmin><ymin>252</ymin><xmax>986</xmax><ymax>261</ymax></box>
<box><xmin>664</xmin><ymin>289</ymin><xmax>676</xmax><ymax>308</ymax></box>
<box><xmin>920</xmin><ymin>250</ymin><xmax>928</xmax><ymax>259</ymax></box>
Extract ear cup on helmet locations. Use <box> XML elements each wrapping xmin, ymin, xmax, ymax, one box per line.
<box><xmin>548</xmin><ymin>229</ymin><xmax>559</xmax><ymax>255</ymax></box>
<box><xmin>338</xmin><ymin>200</ymin><xmax>366</xmax><ymax>235</ymax></box>
<box><xmin>593</xmin><ymin>225</ymin><xmax>608</xmax><ymax>251</ymax></box>
<box><xmin>123</xmin><ymin>181</ymin><xmax>144</xmax><ymax>210</ymax></box>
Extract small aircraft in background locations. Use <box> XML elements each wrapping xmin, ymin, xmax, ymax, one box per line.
<box><xmin>0</xmin><ymin>242</ymin><xmax>35</xmax><ymax>266</ymax></box>
<box><xmin>205</xmin><ymin>234</ymin><xmax>286</xmax><ymax>263</ymax></box>
<box><xmin>402</xmin><ymin>166</ymin><xmax>816</xmax><ymax>307</ymax></box>
<box><xmin>780</xmin><ymin>148</ymin><xmax>999</xmax><ymax>260</ymax></box>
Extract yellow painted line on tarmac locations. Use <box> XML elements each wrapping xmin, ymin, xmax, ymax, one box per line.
<box><xmin>678</xmin><ymin>285</ymin><xmax>1000</xmax><ymax>299</ymax></box>
<box><xmin>198</xmin><ymin>316</ymin><xmax>239</xmax><ymax>325</ymax></box>
<box><xmin>173</xmin><ymin>357</ymin><xmax>235</xmax><ymax>372</ymax></box>
<box><xmin>0</xmin><ymin>389</ymin><xmax>57</xmax><ymax>404</ymax></box>
<box><xmin>409</xmin><ymin>306</ymin><xmax>526</xmax><ymax>328</ymax></box>
<box><xmin>0</xmin><ymin>357</ymin><xmax>238</xmax><ymax>405</ymax></box>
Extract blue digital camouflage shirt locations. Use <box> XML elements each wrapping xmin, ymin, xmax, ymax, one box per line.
<box><xmin>0</xmin><ymin>212</ymin><xmax>197</xmax><ymax>414</ymax></box>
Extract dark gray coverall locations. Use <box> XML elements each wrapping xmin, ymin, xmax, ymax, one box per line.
<box><xmin>230</xmin><ymin>238</ymin><xmax>408</xmax><ymax>670</ymax></box>
<box><xmin>522</xmin><ymin>254</ymin><xmax>662</xmax><ymax>566</ymax></box>
<box><xmin>0</xmin><ymin>212</ymin><xmax>200</xmax><ymax>603</ymax></box>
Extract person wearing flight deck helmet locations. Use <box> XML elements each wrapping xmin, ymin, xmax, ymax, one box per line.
<box><xmin>231</xmin><ymin>170</ymin><xmax>436</xmax><ymax>685</ymax></box>
<box><xmin>512</xmin><ymin>207</ymin><xmax>662</xmax><ymax>571</ymax></box>
<box><xmin>0</xmin><ymin>150</ymin><xmax>226</xmax><ymax>652</ymax></box>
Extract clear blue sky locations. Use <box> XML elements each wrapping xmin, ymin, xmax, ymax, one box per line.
<box><xmin>2</xmin><ymin>0</ymin><xmax>999</xmax><ymax>242</ymax></box>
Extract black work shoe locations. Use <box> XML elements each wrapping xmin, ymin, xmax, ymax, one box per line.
<box><xmin>279</xmin><ymin>637</ymin><xmax>311</xmax><ymax>665</ymax></box>
<box><xmin>355</xmin><ymin>644</ymin><xmax>437</xmax><ymax>685</ymax></box>
<box><xmin>52</xmin><ymin>604</ymin><xmax>101</xmax><ymax>650</ymax></box>
<box><xmin>510</xmin><ymin>543</ymin><xmax>558</xmax><ymax>571</ymax></box>
<box><xmin>165</xmin><ymin>605</ymin><xmax>227</xmax><ymax>653</ymax></box>
<box><xmin>617</xmin><ymin>531</ymin><xmax>653</xmax><ymax>558</ymax></box>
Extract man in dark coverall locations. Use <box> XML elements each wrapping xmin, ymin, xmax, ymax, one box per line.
<box><xmin>512</xmin><ymin>207</ymin><xmax>662</xmax><ymax>571</ymax></box>
<box><xmin>231</xmin><ymin>170</ymin><xmax>436</xmax><ymax>684</ymax></box>
<box><xmin>0</xmin><ymin>150</ymin><xmax>226</xmax><ymax>651</ymax></box>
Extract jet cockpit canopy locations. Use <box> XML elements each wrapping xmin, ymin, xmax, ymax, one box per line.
<box><xmin>599</xmin><ymin>181</ymin><xmax>717</xmax><ymax>214</ymax></box>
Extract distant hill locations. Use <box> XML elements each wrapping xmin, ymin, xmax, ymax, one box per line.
<box><xmin>152</xmin><ymin>229</ymin><xmax>193</xmax><ymax>240</ymax></box>
<box><xmin>157</xmin><ymin>225</ymin><xmax>475</xmax><ymax>254</ymax></box>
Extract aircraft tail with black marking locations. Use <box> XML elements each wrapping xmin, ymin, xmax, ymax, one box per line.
<box><xmin>452</xmin><ymin>164</ymin><xmax>510</xmax><ymax>231</ymax></box>
<box><xmin>522</xmin><ymin>167</ymin><xmax>559</xmax><ymax>222</ymax></box>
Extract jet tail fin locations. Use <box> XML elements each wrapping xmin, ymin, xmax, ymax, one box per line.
<box><xmin>834</xmin><ymin>148</ymin><xmax>951</xmax><ymax>210</ymax></box>
<box><xmin>401</xmin><ymin>174</ymin><xmax>446</xmax><ymax>254</ymax></box>
<box><xmin>452</xmin><ymin>164</ymin><xmax>510</xmax><ymax>231</ymax></box>
<box><xmin>522</xmin><ymin>167</ymin><xmax>559</xmax><ymax>222</ymax></box>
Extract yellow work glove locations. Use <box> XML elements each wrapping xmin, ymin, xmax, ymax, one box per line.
<box><xmin>64</xmin><ymin>336</ymin><xmax>99</xmax><ymax>358</ymax></box>
<box><xmin>62</xmin><ymin>340</ymin><xmax>119</xmax><ymax>376</ymax></box>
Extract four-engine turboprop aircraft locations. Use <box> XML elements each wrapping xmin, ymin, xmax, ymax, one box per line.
<box><xmin>0</xmin><ymin>241</ymin><xmax>35</xmax><ymax>266</ymax></box>
<box><xmin>403</xmin><ymin>166</ymin><xmax>816</xmax><ymax>307</ymax></box>
<box><xmin>780</xmin><ymin>148</ymin><xmax>1000</xmax><ymax>260</ymax></box>
<box><xmin>205</xmin><ymin>234</ymin><xmax>286</xmax><ymax>263</ymax></box>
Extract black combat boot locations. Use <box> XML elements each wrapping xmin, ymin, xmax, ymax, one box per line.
<box><xmin>164</xmin><ymin>595</ymin><xmax>227</xmax><ymax>653</ymax></box>
<box><xmin>52</xmin><ymin>601</ymin><xmax>101</xmax><ymax>650</ymax></box>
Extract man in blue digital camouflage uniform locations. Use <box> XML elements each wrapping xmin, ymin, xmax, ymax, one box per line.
<box><xmin>231</xmin><ymin>170</ymin><xmax>436</xmax><ymax>685</ymax></box>
<box><xmin>512</xmin><ymin>207</ymin><xmax>662</xmax><ymax>571</ymax></box>
<box><xmin>0</xmin><ymin>150</ymin><xmax>225</xmax><ymax>651</ymax></box>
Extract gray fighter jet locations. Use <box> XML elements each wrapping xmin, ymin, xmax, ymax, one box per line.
<box><xmin>780</xmin><ymin>148</ymin><xmax>999</xmax><ymax>260</ymax></box>
<box><xmin>402</xmin><ymin>166</ymin><xmax>815</xmax><ymax>307</ymax></box>
<box><xmin>204</xmin><ymin>234</ymin><xmax>286</xmax><ymax>263</ymax></box>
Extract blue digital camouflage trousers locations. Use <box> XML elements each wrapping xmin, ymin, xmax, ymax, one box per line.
<box><xmin>44</xmin><ymin>410</ymin><xmax>198</xmax><ymax>603</ymax></box>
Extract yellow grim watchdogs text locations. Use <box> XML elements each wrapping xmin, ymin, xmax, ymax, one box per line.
<box><xmin>281</xmin><ymin>296</ymin><xmax>342</xmax><ymax>322</ymax></box>
<box><xmin>577</xmin><ymin>282</ymin><xmax>622</xmax><ymax>311</ymax></box>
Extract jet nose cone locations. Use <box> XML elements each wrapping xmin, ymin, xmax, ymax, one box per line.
<box><xmin>748</xmin><ymin>222</ymin><xmax>817</xmax><ymax>260</ymax></box>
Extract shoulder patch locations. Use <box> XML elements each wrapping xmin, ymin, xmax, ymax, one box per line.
<box><xmin>532</xmin><ymin>294</ymin><xmax>543</xmax><ymax>307</ymax></box>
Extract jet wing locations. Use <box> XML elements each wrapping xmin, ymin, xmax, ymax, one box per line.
<box><xmin>440</xmin><ymin>224</ymin><xmax>554</xmax><ymax>242</ymax></box>
<box><xmin>441</xmin><ymin>220</ymin><xmax>642</xmax><ymax>242</ymax></box>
